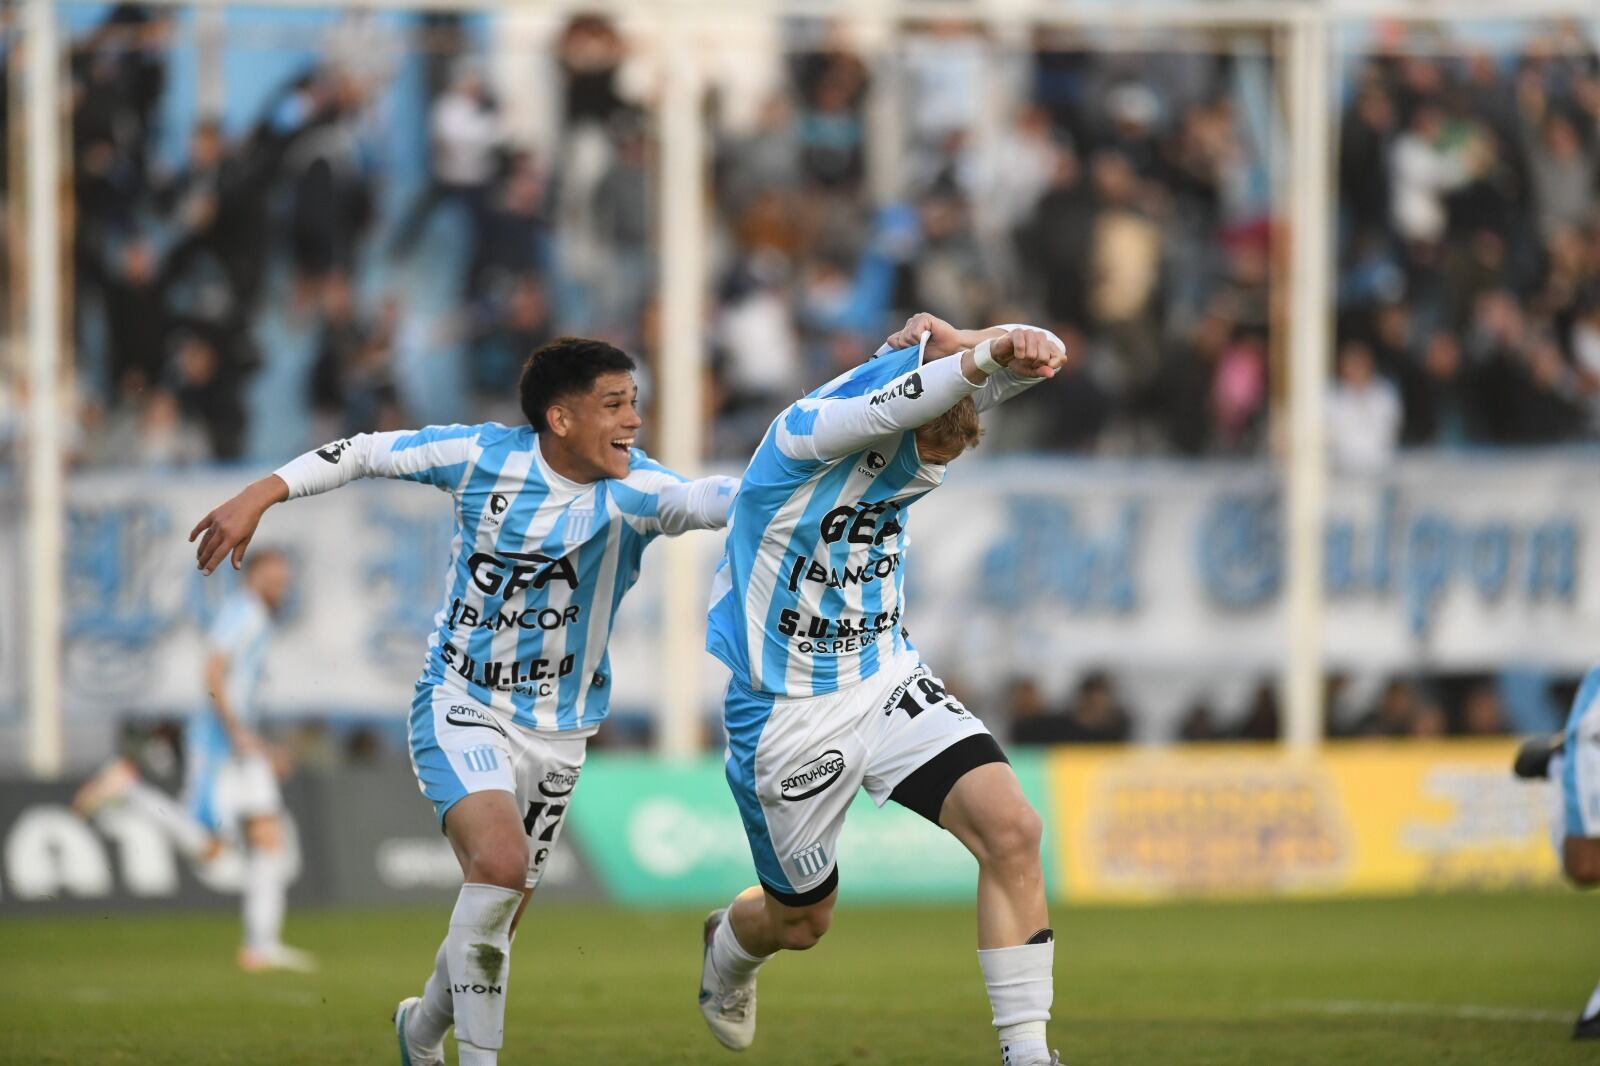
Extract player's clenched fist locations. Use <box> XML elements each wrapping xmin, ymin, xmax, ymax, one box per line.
<box><xmin>884</xmin><ymin>312</ymin><xmax>975</xmax><ymax>359</ymax></box>
<box><xmin>189</xmin><ymin>474</ymin><xmax>290</xmax><ymax>575</ymax></box>
<box><xmin>1003</xmin><ymin>327</ymin><xmax>1066</xmax><ymax>379</ymax></box>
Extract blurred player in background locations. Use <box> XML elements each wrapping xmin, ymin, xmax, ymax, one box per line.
<box><xmin>1515</xmin><ymin>664</ymin><xmax>1600</xmax><ymax>1040</ymax></box>
<box><xmin>189</xmin><ymin>337</ymin><xmax>737</xmax><ymax>1066</ymax></box>
<box><xmin>699</xmin><ymin>314</ymin><xmax>1066</xmax><ymax>1066</ymax></box>
<box><xmin>75</xmin><ymin>547</ymin><xmax>313</xmax><ymax>972</ymax></box>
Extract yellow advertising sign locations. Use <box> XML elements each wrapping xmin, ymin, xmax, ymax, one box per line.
<box><xmin>1048</xmin><ymin>740</ymin><xmax>1558</xmax><ymax>901</ymax></box>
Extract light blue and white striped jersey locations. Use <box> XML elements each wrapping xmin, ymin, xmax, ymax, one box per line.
<box><xmin>189</xmin><ymin>589</ymin><xmax>272</xmax><ymax>759</ymax></box>
<box><xmin>707</xmin><ymin>329</ymin><xmax>1055</xmax><ymax>699</ymax></box>
<box><xmin>276</xmin><ymin>423</ymin><xmax>734</xmax><ymax>733</ymax></box>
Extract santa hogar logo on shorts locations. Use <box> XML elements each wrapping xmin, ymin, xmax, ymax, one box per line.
<box><xmin>446</xmin><ymin>704</ymin><xmax>509</xmax><ymax>738</ymax></box>
<box><xmin>780</xmin><ymin>750</ymin><xmax>846</xmax><ymax>800</ymax></box>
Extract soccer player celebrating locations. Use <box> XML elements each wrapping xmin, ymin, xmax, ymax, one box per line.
<box><xmin>1514</xmin><ymin>664</ymin><xmax>1600</xmax><ymax>1040</ymax></box>
<box><xmin>698</xmin><ymin>314</ymin><xmax>1067</xmax><ymax>1065</ymax></box>
<box><xmin>75</xmin><ymin>547</ymin><xmax>313</xmax><ymax>972</ymax></box>
<box><xmin>189</xmin><ymin>338</ymin><xmax>737</xmax><ymax>1066</ymax></box>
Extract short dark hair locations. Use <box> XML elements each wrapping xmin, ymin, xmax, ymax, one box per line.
<box><xmin>518</xmin><ymin>337</ymin><xmax>636</xmax><ymax>432</ymax></box>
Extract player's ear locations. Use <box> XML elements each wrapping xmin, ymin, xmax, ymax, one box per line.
<box><xmin>547</xmin><ymin>404</ymin><xmax>570</xmax><ymax>438</ymax></box>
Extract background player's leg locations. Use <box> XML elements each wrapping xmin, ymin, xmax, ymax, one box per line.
<box><xmin>238</xmin><ymin>814</ymin><xmax>304</xmax><ymax>969</ymax></box>
<box><xmin>437</xmin><ymin>790</ymin><xmax>526</xmax><ymax>1066</ymax></box>
<box><xmin>939</xmin><ymin>763</ymin><xmax>1054</xmax><ymax>1066</ymax></box>
<box><xmin>75</xmin><ymin>758</ymin><xmax>218</xmax><ymax>861</ymax></box>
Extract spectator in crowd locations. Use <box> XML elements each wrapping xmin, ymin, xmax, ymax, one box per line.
<box><xmin>393</xmin><ymin>62</ymin><xmax>503</xmax><ymax>293</ymax></box>
<box><xmin>1327</xmin><ymin>339</ymin><xmax>1403</xmax><ymax>473</ymax></box>
<box><xmin>1058</xmin><ymin>671</ymin><xmax>1133</xmax><ymax>744</ymax></box>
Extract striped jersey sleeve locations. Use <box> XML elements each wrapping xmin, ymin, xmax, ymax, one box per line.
<box><xmin>609</xmin><ymin>451</ymin><xmax>737</xmax><ymax>537</ymax></box>
<box><xmin>274</xmin><ymin>425</ymin><xmax>483</xmax><ymax>498</ymax></box>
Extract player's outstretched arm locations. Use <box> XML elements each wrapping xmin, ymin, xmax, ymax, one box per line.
<box><xmin>191</xmin><ymin>426</ymin><xmax>480</xmax><ymax>575</ymax></box>
<box><xmin>779</xmin><ymin>325</ymin><xmax>1062</xmax><ymax>463</ymax></box>
<box><xmin>655</xmin><ymin>475</ymin><xmax>740</xmax><ymax>535</ymax></box>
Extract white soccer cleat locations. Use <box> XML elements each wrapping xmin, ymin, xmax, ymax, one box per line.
<box><xmin>71</xmin><ymin>757</ymin><xmax>137</xmax><ymax>819</ymax></box>
<box><xmin>698</xmin><ymin>908</ymin><xmax>757</xmax><ymax>1051</ymax></box>
<box><xmin>238</xmin><ymin>944</ymin><xmax>318</xmax><ymax>973</ymax></box>
<box><xmin>393</xmin><ymin>996</ymin><xmax>445</xmax><ymax>1066</ymax></box>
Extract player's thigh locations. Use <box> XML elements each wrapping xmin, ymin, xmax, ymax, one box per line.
<box><xmin>863</xmin><ymin>666</ymin><xmax>1010</xmax><ymax>829</ymax></box>
<box><xmin>938</xmin><ymin>762</ymin><xmax>1043</xmax><ymax>868</ymax></box>
<box><xmin>443</xmin><ymin>790</ymin><xmax>529</xmax><ymax>885</ymax></box>
<box><xmin>507</xmin><ymin>730</ymin><xmax>588</xmax><ymax>891</ymax></box>
<box><xmin>724</xmin><ymin>683</ymin><xmax>863</xmax><ymax>908</ymax></box>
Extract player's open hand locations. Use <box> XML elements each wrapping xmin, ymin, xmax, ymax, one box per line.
<box><xmin>189</xmin><ymin>475</ymin><xmax>287</xmax><ymax>575</ymax></box>
<box><xmin>1002</xmin><ymin>328</ymin><xmax>1067</xmax><ymax>380</ymax></box>
<box><xmin>885</xmin><ymin>312</ymin><xmax>969</xmax><ymax>359</ymax></box>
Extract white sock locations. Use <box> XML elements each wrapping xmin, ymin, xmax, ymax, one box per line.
<box><xmin>710</xmin><ymin>910</ymin><xmax>768</xmax><ymax>986</ymax></box>
<box><xmin>448</xmin><ymin>883</ymin><xmax>521</xmax><ymax>1061</ymax></box>
<box><xmin>1549</xmin><ymin>754</ymin><xmax>1568</xmax><ymax>855</ymax></box>
<box><xmin>409</xmin><ymin>939</ymin><xmax>453</xmax><ymax>1046</ymax></box>
<box><xmin>118</xmin><ymin>780</ymin><xmax>214</xmax><ymax>860</ymax></box>
<box><xmin>979</xmin><ymin>935</ymin><xmax>1054</xmax><ymax>1066</ymax></box>
<box><xmin>1583</xmin><ymin>978</ymin><xmax>1600</xmax><ymax>1022</ymax></box>
<box><xmin>242</xmin><ymin>846</ymin><xmax>290</xmax><ymax>951</ymax></box>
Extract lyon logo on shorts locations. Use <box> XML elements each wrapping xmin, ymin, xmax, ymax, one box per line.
<box><xmin>779</xmin><ymin>750</ymin><xmax>846</xmax><ymax>801</ymax></box>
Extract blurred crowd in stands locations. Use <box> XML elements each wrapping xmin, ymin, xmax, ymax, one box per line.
<box><xmin>0</xmin><ymin>11</ymin><xmax>1594</xmax><ymax>471</ymax></box>
<box><xmin>993</xmin><ymin>666</ymin><xmax>1576</xmax><ymax>746</ymax></box>
<box><xmin>1</xmin><ymin>10</ymin><xmax>1592</xmax><ymax>472</ymax></box>
<box><xmin>1329</xmin><ymin>20</ymin><xmax>1600</xmax><ymax>471</ymax></box>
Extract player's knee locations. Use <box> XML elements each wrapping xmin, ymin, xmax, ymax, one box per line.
<box><xmin>466</xmin><ymin>843</ymin><xmax>529</xmax><ymax>891</ymax></box>
<box><xmin>978</xmin><ymin>802</ymin><xmax>1043</xmax><ymax>875</ymax></box>
<box><xmin>776</xmin><ymin>907</ymin><xmax>831</xmax><ymax>951</ymax></box>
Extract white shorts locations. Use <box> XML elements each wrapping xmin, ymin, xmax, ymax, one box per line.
<box><xmin>187</xmin><ymin>751</ymin><xmax>282</xmax><ymax>838</ymax></box>
<box><xmin>409</xmin><ymin>683</ymin><xmax>587</xmax><ymax>890</ymax></box>
<box><xmin>1562</xmin><ymin>667</ymin><xmax>1600</xmax><ymax>839</ymax></box>
<box><xmin>723</xmin><ymin>661</ymin><xmax>1003</xmax><ymax>905</ymax></box>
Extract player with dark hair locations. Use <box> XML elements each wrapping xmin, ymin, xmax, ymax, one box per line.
<box><xmin>190</xmin><ymin>336</ymin><xmax>737</xmax><ymax>1066</ymax></box>
<box><xmin>1515</xmin><ymin>666</ymin><xmax>1600</xmax><ymax>1040</ymax></box>
<box><xmin>698</xmin><ymin>313</ymin><xmax>1067</xmax><ymax>1065</ymax></box>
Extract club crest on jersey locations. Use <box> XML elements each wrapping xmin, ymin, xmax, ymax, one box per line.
<box><xmin>483</xmin><ymin>493</ymin><xmax>510</xmax><ymax>525</ymax></box>
<box><xmin>780</xmin><ymin>749</ymin><xmax>846</xmax><ymax>801</ymax></box>
<box><xmin>316</xmin><ymin>439</ymin><xmax>351</xmax><ymax>464</ymax></box>
<box><xmin>857</xmin><ymin>451</ymin><xmax>888</xmax><ymax>478</ymax></box>
<box><xmin>867</xmin><ymin>373</ymin><xmax>923</xmax><ymax>406</ymax></box>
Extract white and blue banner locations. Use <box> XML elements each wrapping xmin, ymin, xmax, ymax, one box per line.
<box><xmin>0</xmin><ymin>452</ymin><xmax>1594</xmax><ymax>729</ymax></box>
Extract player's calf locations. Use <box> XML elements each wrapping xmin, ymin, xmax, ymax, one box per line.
<box><xmin>1562</xmin><ymin>837</ymin><xmax>1600</xmax><ymax>887</ymax></box>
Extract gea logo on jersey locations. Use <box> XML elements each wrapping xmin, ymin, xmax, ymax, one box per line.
<box><xmin>467</xmin><ymin>551</ymin><xmax>580</xmax><ymax>596</ymax></box>
<box><xmin>819</xmin><ymin>500</ymin><xmax>902</xmax><ymax>546</ymax></box>
<box><xmin>780</xmin><ymin>750</ymin><xmax>847</xmax><ymax>800</ymax></box>
<box><xmin>316</xmin><ymin>439</ymin><xmax>351</xmax><ymax>464</ymax></box>
<box><xmin>868</xmin><ymin>373</ymin><xmax>923</xmax><ymax>407</ymax></box>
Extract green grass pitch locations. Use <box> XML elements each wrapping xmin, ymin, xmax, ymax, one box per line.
<box><xmin>1</xmin><ymin>892</ymin><xmax>1593</xmax><ymax>1064</ymax></box>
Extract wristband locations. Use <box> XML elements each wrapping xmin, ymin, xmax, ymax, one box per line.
<box><xmin>972</xmin><ymin>337</ymin><xmax>1005</xmax><ymax>376</ymax></box>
